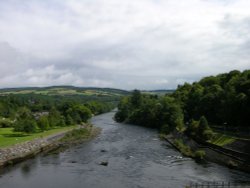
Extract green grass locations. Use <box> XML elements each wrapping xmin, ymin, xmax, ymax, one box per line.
<box><xmin>209</xmin><ymin>133</ymin><xmax>235</xmax><ymax>146</ymax></box>
<box><xmin>173</xmin><ymin>139</ymin><xmax>194</xmax><ymax>157</ymax></box>
<box><xmin>0</xmin><ymin>126</ymin><xmax>76</xmax><ymax>148</ymax></box>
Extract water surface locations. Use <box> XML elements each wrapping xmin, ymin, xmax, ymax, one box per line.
<box><xmin>0</xmin><ymin>111</ymin><xmax>249</xmax><ymax>188</ymax></box>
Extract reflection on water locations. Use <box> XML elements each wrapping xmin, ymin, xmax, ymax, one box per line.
<box><xmin>0</xmin><ymin>111</ymin><xmax>249</xmax><ymax>188</ymax></box>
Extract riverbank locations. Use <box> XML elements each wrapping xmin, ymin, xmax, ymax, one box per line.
<box><xmin>0</xmin><ymin>124</ymin><xmax>101</xmax><ymax>168</ymax></box>
<box><xmin>0</xmin><ymin>126</ymin><xmax>77</xmax><ymax>148</ymax></box>
<box><xmin>1</xmin><ymin>111</ymin><xmax>250</xmax><ymax>188</ymax></box>
<box><xmin>163</xmin><ymin>131</ymin><xmax>250</xmax><ymax>173</ymax></box>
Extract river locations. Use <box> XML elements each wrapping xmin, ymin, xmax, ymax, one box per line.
<box><xmin>0</xmin><ymin>111</ymin><xmax>249</xmax><ymax>188</ymax></box>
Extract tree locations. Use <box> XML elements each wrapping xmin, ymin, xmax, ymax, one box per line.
<box><xmin>14</xmin><ymin>119</ymin><xmax>37</xmax><ymax>133</ymax></box>
<box><xmin>48</xmin><ymin>107</ymin><xmax>61</xmax><ymax>127</ymax></box>
<box><xmin>58</xmin><ymin>116</ymin><xmax>66</xmax><ymax>127</ymax></box>
<box><xmin>37</xmin><ymin>115</ymin><xmax>50</xmax><ymax>131</ymax></box>
<box><xmin>115</xmin><ymin>97</ymin><xmax>130</xmax><ymax>122</ymax></box>
<box><xmin>73</xmin><ymin>105</ymin><xmax>92</xmax><ymax>123</ymax></box>
<box><xmin>130</xmin><ymin>90</ymin><xmax>142</xmax><ymax>108</ymax></box>
<box><xmin>66</xmin><ymin>114</ymin><xmax>74</xmax><ymax>125</ymax></box>
<box><xmin>13</xmin><ymin>107</ymin><xmax>37</xmax><ymax>133</ymax></box>
<box><xmin>198</xmin><ymin>116</ymin><xmax>209</xmax><ymax>135</ymax></box>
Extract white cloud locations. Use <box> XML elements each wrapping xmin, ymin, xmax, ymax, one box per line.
<box><xmin>0</xmin><ymin>0</ymin><xmax>249</xmax><ymax>90</ymax></box>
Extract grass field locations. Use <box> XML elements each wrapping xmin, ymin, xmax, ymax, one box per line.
<box><xmin>0</xmin><ymin>87</ymin><xmax>126</xmax><ymax>97</ymax></box>
<box><xmin>0</xmin><ymin>126</ymin><xmax>76</xmax><ymax>148</ymax></box>
<box><xmin>209</xmin><ymin>133</ymin><xmax>236</xmax><ymax>146</ymax></box>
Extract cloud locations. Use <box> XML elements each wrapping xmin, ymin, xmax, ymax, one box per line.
<box><xmin>0</xmin><ymin>0</ymin><xmax>249</xmax><ymax>90</ymax></box>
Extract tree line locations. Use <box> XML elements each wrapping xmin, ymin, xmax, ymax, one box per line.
<box><xmin>0</xmin><ymin>94</ymin><xmax>116</xmax><ymax>133</ymax></box>
<box><xmin>115</xmin><ymin>70</ymin><xmax>250</xmax><ymax>140</ymax></box>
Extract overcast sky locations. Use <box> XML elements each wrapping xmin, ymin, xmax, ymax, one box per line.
<box><xmin>0</xmin><ymin>0</ymin><xmax>249</xmax><ymax>90</ymax></box>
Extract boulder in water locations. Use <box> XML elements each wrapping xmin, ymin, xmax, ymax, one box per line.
<box><xmin>99</xmin><ymin>161</ymin><xmax>108</xmax><ymax>166</ymax></box>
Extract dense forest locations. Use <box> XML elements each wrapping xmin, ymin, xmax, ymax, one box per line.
<box><xmin>0</xmin><ymin>93</ymin><xmax>117</xmax><ymax>133</ymax></box>
<box><xmin>115</xmin><ymin>70</ymin><xmax>250</xmax><ymax>140</ymax></box>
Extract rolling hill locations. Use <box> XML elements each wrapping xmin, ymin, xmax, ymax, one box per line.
<box><xmin>0</xmin><ymin>86</ymin><xmax>130</xmax><ymax>97</ymax></box>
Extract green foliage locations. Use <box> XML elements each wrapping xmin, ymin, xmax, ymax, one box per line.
<box><xmin>73</xmin><ymin>105</ymin><xmax>92</xmax><ymax>123</ymax></box>
<box><xmin>58</xmin><ymin>116</ymin><xmax>66</xmax><ymax>127</ymax></box>
<box><xmin>186</xmin><ymin>119</ymin><xmax>199</xmax><ymax>136</ymax></box>
<box><xmin>160</xmin><ymin>124</ymin><xmax>171</xmax><ymax>134</ymax></box>
<box><xmin>115</xmin><ymin>70</ymin><xmax>249</xmax><ymax>142</ymax></box>
<box><xmin>194</xmin><ymin>150</ymin><xmax>206</xmax><ymax>160</ymax></box>
<box><xmin>0</xmin><ymin>118</ymin><xmax>13</xmax><ymax>128</ymax></box>
<box><xmin>187</xmin><ymin>116</ymin><xmax>214</xmax><ymax>141</ymax></box>
<box><xmin>175</xmin><ymin>69</ymin><xmax>250</xmax><ymax>129</ymax></box>
<box><xmin>13</xmin><ymin>107</ymin><xmax>38</xmax><ymax>133</ymax></box>
<box><xmin>0</xmin><ymin>88</ymin><xmax>116</xmax><ymax>134</ymax></box>
<box><xmin>115</xmin><ymin>92</ymin><xmax>184</xmax><ymax>133</ymax></box>
<box><xmin>48</xmin><ymin>107</ymin><xmax>61</xmax><ymax>127</ymax></box>
<box><xmin>173</xmin><ymin>139</ymin><xmax>206</xmax><ymax>160</ymax></box>
<box><xmin>173</xmin><ymin>139</ymin><xmax>194</xmax><ymax>157</ymax></box>
<box><xmin>115</xmin><ymin>97</ymin><xmax>130</xmax><ymax>122</ymax></box>
<box><xmin>37</xmin><ymin>116</ymin><xmax>50</xmax><ymax>131</ymax></box>
<box><xmin>198</xmin><ymin>116</ymin><xmax>209</xmax><ymax>135</ymax></box>
<box><xmin>202</xmin><ymin>129</ymin><xmax>215</xmax><ymax>141</ymax></box>
<box><xmin>17</xmin><ymin>107</ymin><xmax>33</xmax><ymax>120</ymax></box>
<box><xmin>130</xmin><ymin>90</ymin><xmax>142</xmax><ymax>108</ymax></box>
<box><xmin>66</xmin><ymin>114</ymin><xmax>74</xmax><ymax>125</ymax></box>
<box><xmin>14</xmin><ymin>119</ymin><xmax>37</xmax><ymax>133</ymax></box>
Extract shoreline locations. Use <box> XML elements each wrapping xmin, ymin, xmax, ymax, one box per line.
<box><xmin>163</xmin><ymin>131</ymin><xmax>250</xmax><ymax>173</ymax></box>
<box><xmin>0</xmin><ymin>124</ymin><xmax>101</xmax><ymax>168</ymax></box>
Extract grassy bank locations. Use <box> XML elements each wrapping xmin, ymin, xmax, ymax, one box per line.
<box><xmin>173</xmin><ymin>138</ymin><xmax>206</xmax><ymax>160</ymax></box>
<box><xmin>0</xmin><ymin>126</ymin><xmax>76</xmax><ymax>148</ymax></box>
<box><xmin>209</xmin><ymin>133</ymin><xmax>235</xmax><ymax>146</ymax></box>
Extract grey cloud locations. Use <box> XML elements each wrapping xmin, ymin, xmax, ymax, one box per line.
<box><xmin>0</xmin><ymin>0</ymin><xmax>250</xmax><ymax>90</ymax></box>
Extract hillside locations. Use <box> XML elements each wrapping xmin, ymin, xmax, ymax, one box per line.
<box><xmin>142</xmin><ymin>89</ymin><xmax>175</xmax><ymax>96</ymax></box>
<box><xmin>0</xmin><ymin>86</ymin><xmax>130</xmax><ymax>97</ymax></box>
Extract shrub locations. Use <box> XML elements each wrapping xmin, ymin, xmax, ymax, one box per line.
<box><xmin>198</xmin><ymin>116</ymin><xmax>209</xmax><ymax>135</ymax></box>
<box><xmin>160</xmin><ymin>124</ymin><xmax>171</xmax><ymax>134</ymax></box>
<box><xmin>0</xmin><ymin>118</ymin><xmax>13</xmax><ymax>128</ymax></box>
<box><xmin>202</xmin><ymin>129</ymin><xmax>215</xmax><ymax>141</ymax></box>
<box><xmin>194</xmin><ymin>150</ymin><xmax>206</xmax><ymax>160</ymax></box>
<box><xmin>37</xmin><ymin>116</ymin><xmax>50</xmax><ymax>131</ymax></box>
<box><xmin>186</xmin><ymin>119</ymin><xmax>199</xmax><ymax>136</ymax></box>
<box><xmin>174</xmin><ymin>139</ymin><xmax>194</xmax><ymax>157</ymax></box>
<box><xmin>14</xmin><ymin>119</ymin><xmax>38</xmax><ymax>133</ymax></box>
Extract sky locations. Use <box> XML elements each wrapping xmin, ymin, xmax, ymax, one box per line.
<box><xmin>0</xmin><ymin>0</ymin><xmax>249</xmax><ymax>90</ymax></box>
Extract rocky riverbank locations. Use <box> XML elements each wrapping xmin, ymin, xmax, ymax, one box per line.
<box><xmin>0</xmin><ymin>124</ymin><xmax>101</xmax><ymax>167</ymax></box>
<box><xmin>164</xmin><ymin>131</ymin><xmax>250</xmax><ymax>173</ymax></box>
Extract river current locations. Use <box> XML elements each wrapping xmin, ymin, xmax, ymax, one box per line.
<box><xmin>0</xmin><ymin>111</ymin><xmax>249</xmax><ymax>188</ymax></box>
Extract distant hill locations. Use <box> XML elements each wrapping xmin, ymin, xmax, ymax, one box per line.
<box><xmin>142</xmin><ymin>89</ymin><xmax>175</xmax><ymax>95</ymax></box>
<box><xmin>0</xmin><ymin>86</ymin><xmax>130</xmax><ymax>97</ymax></box>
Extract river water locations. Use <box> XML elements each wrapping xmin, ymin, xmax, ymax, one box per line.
<box><xmin>0</xmin><ymin>111</ymin><xmax>249</xmax><ymax>188</ymax></box>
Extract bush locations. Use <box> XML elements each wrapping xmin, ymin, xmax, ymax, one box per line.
<box><xmin>37</xmin><ymin>116</ymin><xmax>50</xmax><ymax>131</ymax></box>
<box><xmin>198</xmin><ymin>116</ymin><xmax>209</xmax><ymax>135</ymax></box>
<box><xmin>160</xmin><ymin>124</ymin><xmax>171</xmax><ymax>134</ymax></box>
<box><xmin>202</xmin><ymin>129</ymin><xmax>215</xmax><ymax>141</ymax></box>
<box><xmin>0</xmin><ymin>118</ymin><xmax>13</xmax><ymax>128</ymax></box>
<box><xmin>194</xmin><ymin>150</ymin><xmax>206</xmax><ymax>160</ymax></box>
<box><xmin>186</xmin><ymin>119</ymin><xmax>199</xmax><ymax>136</ymax></box>
<box><xmin>14</xmin><ymin>119</ymin><xmax>38</xmax><ymax>133</ymax></box>
<box><xmin>173</xmin><ymin>139</ymin><xmax>194</xmax><ymax>157</ymax></box>
<box><xmin>58</xmin><ymin>116</ymin><xmax>66</xmax><ymax>127</ymax></box>
<box><xmin>66</xmin><ymin>114</ymin><xmax>74</xmax><ymax>125</ymax></box>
